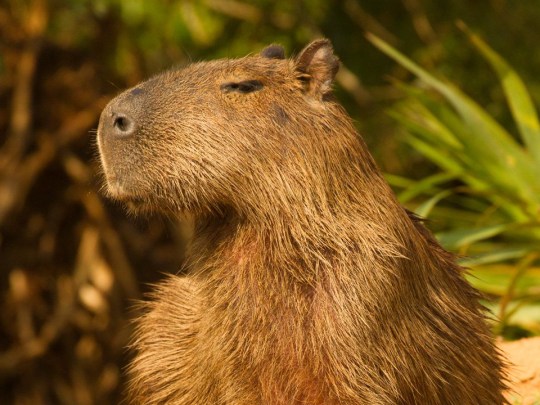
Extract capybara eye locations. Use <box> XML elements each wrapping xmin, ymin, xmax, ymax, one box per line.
<box><xmin>221</xmin><ymin>80</ymin><xmax>263</xmax><ymax>94</ymax></box>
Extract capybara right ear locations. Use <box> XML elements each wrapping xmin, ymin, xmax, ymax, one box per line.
<box><xmin>295</xmin><ymin>39</ymin><xmax>340</xmax><ymax>98</ymax></box>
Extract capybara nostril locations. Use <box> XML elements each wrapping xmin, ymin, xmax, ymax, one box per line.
<box><xmin>111</xmin><ymin>112</ymin><xmax>135</xmax><ymax>136</ymax></box>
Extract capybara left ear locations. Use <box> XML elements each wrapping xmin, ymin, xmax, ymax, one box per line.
<box><xmin>295</xmin><ymin>39</ymin><xmax>339</xmax><ymax>97</ymax></box>
<box><xmin>260</xmin><ymin>44</ymin><xmax>285</xmax><ymax>60</ymax></box>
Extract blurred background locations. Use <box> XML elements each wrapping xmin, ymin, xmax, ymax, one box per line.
<box><xmin>1</xmin><ymin>0</ymin><xmax>539</xmax><ymax>404</ymax></box>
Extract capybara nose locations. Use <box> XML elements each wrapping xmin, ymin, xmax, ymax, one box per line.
<box><xmin>109</xmin><ymin>111</ymin><xmax>136</xmax><ymax>137</ymax></box>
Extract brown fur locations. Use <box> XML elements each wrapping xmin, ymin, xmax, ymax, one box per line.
<box><xmin>97</xmin><ymin>40</ymin><xmax>507</xmax><ymax>404</ymax></box>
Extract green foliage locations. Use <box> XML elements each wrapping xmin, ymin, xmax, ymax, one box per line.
<box><xmin>369</xmin><ymin>30</ymin><xmax>540</xmax><ymax>335</ymax></box>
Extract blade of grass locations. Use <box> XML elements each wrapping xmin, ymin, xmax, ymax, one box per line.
<box><xmin>397</xmin><ymin>172</ymin><xmax>456</xmax><ymax>204</ymax></box>
<box><xmin>393</xmin><ymin>100</ymin><xmax>529</xmax><ymax>202</ymax></box>
<box><xmin>499</xmin><ymin>253</ymin><xmax>539</xmax><ymax>323</ymax></box>
<box><xmin>459</xmin><ymin>21</ymin><xmax>540</xmax><ymax>165</ymax></box>
<box><xmin>396</xmin><ymin>90</ymin><xmax>537</xmax><ymax>202</ymax></box>
<box><xmin>389</xmin><ymin>91</ymin><xmax>463</xmax><ymax>149</ymax></box>
<box><xmin>460</xmin><ymin>247</ymin><xmax>532</xmax><ymax>267</ymax></box>
<box><xmin>405</xmin><ymin>137</ymin><xmax>462</xmax><ymax>173</ymax></box>
<box><xmin>436</xmin><ymin>223</ymin><xmax>510</xmax><ymax>250</ymax></box>
<box><xmin>415</xmin><ymin>190</ymin><xmax>453</xmax><ymax>218</ymax></box>
<box><xmin>367</xmin><ymin>33</ymin><xmax>540</xmax><ymax>206</ymax></box>
<box><xmin>384</xmin><ymin>173</ymin><xmax>415</xmax><ymax>189</ymax></box>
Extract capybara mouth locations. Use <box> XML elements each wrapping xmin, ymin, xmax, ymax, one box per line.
<box><xmin>105</xmin><ymin>181</ymin><xmax>147</xmax><ymax>205</ymax></box>
<box><xmin>115</xmin><ymin>192</ymin><xmax>153</xmax><ymax>213</ymax></box>
<box><xmin>124</xmin><ymin>197</ymin><xmax>149</xmax><ymax>211</ymax></box>
<box><xmin>115</xmin><ymin>191</ymin><xmax>147</xmax><ymax>205</ymax></box>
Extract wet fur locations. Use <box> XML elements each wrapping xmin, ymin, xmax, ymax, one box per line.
<box><xmin>97</xmin><ymin>40</ymin><xmax>507</xmax><ymax>404</ymax></box>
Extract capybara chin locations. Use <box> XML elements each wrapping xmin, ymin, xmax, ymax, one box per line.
<box><xmin>97</xmin><ymin>39</ymin><xmax>507</xmax><ymax>404</ymax></box>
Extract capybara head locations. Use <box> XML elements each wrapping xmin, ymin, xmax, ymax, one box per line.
<box><xmin>97</xmin><ymin>40</ymin><xmax>347</xmax><ymax>218</ymax></box>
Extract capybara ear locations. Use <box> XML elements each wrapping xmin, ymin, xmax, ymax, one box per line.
<box><xmin>260</xmin><ymin>44</ymin><xmax>285</xmax><ymax>59</ymax></box>
<box><xmin>295</xmin><ymin>39</ymin><xmax>339</xmax><ymax>97</ymax></box>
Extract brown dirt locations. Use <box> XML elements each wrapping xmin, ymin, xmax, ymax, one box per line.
<box><xmin>499</xmin><ymin>337</ymin><xmax>540</xmax><ymax>404</ymax></box>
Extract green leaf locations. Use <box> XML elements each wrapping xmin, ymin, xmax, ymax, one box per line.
<box><xmin>390</xmin><ymin>101</ymin><xmax>464</xmax><ymax>161</ymax></box>
<box><xmin>393</xmin><ymin>99</ymin><xmax>528</xmax><ymax>201</ymax></box>
<box><xmin>436</xmin><ymin>224</ymin><xmax>510</xmax><ymax>250</ymax></box>
<box><xmin>367</xmin><ymin>33</ymin><xmax>540</xmax><ymax>207</ymax></box>
<box><xmin>414</xmin><ymin>190</ymin><xmax>453</xmax><ymax>218</ymax></box>
<box><xmin>397</xmin><ymin>172</ymin><xmax>456</xmax><ymax>204</ymax></box>
<box><xmin>405</xmin><ymin>137</ymin><xmax>461</xmax><ymax>173</ymax></box>
<box><xmin>460</xmin><ymin>247</ymin><xmax>534</xmax><ymax>267</ymax></box>
<box><xmin>384</xmin><ymin>173</ymin><xmax>415</xmax><ymax>190</ymax></box>
<box><xmin>389</xmin><ymin>97</ymin><xmax>462</xmax><ymax>150</ymax></box>
<box><xmin>460</xmin><ymin>22</ymin><xmax>540</xmax><ymax>165</ymax></box>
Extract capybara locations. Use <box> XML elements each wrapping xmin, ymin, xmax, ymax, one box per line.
<box><xmin>97</xmin><ymin>39</ymin><xmax>507</xmax><ymax>404</ymax></box>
